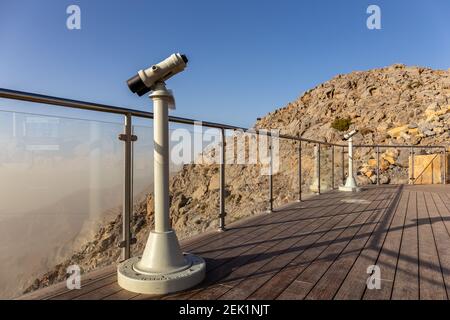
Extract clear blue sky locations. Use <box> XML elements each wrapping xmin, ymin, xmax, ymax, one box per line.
<box><xmin>1</xmin><ymin>0</ymin><xmax>450</xmax><ymax>127</ymax></box>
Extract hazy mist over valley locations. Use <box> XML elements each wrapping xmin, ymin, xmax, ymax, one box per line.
<box><xmin>0</xmin><ymin>111</ymin><xmax>159</xmax><ymax>298</ymax></box>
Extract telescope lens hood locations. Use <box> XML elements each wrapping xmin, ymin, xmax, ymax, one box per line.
<box><xmin>127</xmin><ymin>74</ymin><xmax>149</xmax><ymax>96</ymax></box>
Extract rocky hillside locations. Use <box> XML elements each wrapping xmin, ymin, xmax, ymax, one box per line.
<box><xmin>257</xmin><ymin>63</ymin><xmax>450</xmax><ymax>143</ymax></box>
<box><xmin>24</xmin><ymin>64</ymin><xmax>450</xmax><ymax>293</ymax></box>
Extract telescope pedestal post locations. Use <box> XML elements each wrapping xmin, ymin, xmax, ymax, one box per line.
<box><xmin>117</xmin><ymin>82</ymin><xmax>206</xmax><ymax>294</ymax></box>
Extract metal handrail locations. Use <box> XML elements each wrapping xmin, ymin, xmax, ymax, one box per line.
<box><xmin>352</xmin><ymin>143</ymin><xmax>445</xmax><ymax>149</ymax></box>
<box><xmin>0</xmin><ymin>87</ymin><xmax>447</xmax><ymax>260</ymax></box>
<box><xmin>1</xmin><ymin>88</ymin><xmax>446</xmax><ymax>149</ymax></box>
<box><xmin>0</xmin><ymin>88</ymin><xmax>340</xmax><ymax>146</ymax></box>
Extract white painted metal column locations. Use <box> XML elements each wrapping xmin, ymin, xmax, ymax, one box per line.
<box><xmin>153</xmin><ymin>91</ymin><xmax>170</xmax><ymax>233</ymax></box>
<box><xmin>339</xmin><ymin>136</ymin><xmax>360</xmax><ymax>192</ymax></box>
<box><xmin>118</xmin><ymin>82</ymin><xmax>205</xmax><ymax>295</ymax></box>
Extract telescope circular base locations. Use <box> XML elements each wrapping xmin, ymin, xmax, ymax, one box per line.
<box><xmin>117</xmin><ymin>254</ymin><xmax>206</xmax><ymax>295</ymax></box>
<box><xmin>338</xmin><ymin>185</ymin><xmax>361</xmax><ymax>192</ymax></box>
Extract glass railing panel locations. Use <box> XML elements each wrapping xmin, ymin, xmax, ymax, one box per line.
<box><xmin>340</xmin><ymin>146</ymin><xmax>348</xmax><ymax>187</ymax></box>
<box><xmin>272</xmin><ymin>137</ymin><xmax>297</xmax><ymax>208</ymax></box>
<box><xmin>298</xmin><ymin>141</ymin><xmax>318</xmax><ymax>198</ymax></box>
<box><xmin>224</xmin><ymin>129</ymin><xmax>269</xmax><ymax>224</ymax></box>
<box><xmin>353</xmin><ymin>146</ymin><xmax>372</xmax><ymax>186</ymax></box>
<box><xmin>131</xmin><ymin>122</ymin><xmax>223</xmax><ymax>246</ymax></box>
<box><xmin>170</xmin><ymin>124</ymin><xmax>221</xmax><ymax>239</ymax></box>
<box><xmin>388</xmin><ymin>147</ymin><xmax>410</xmax><ymax>185</ymax></box>
<box><xmin>319</xmin><ymin>144</ymin><xmax>332</xmax><ymax>192</ymax></box>
<box><xmin>353</xmin><ymin>146</ymin><xmax>410</xmax><ymax>186</ymax></box>
<box><xmin>129</xmin><ymin>121</ymin><xmax>153</xmax><ymax>257</ymax></box>
<box><xmin>0</xmin><ymin>109</ymin><xmax>124</xmax><ymax>299</ymax></box>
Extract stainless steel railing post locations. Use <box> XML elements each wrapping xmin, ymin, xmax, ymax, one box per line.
<box><xmin>317</xmin><ymin>144</ymin><xmax>321</xmax><ymax>194</ymax></box>
<box><xmin>442</xmin><ymin>147</ymin><xmax>447</xmax><ymax>185</ymax></box>
<box><xmin>268</xmin><ymin>137</ymin><xmax>273</xmax><ymax>212</ymax></box>
<box><xmin>442</xmin><ymin>148</ymin><xmax>448</xmax><ymax>184</ymax></box>
<box><xmin>376</xmin><ymin>146</ymin><xmax>380</xmax><ymax>185</ymax></box>
<box><xmin>298</xmin><ymin>141</ymin><xmax>302</xmax><ymax>202</ymax></box>
<box><xmin>331</xmin><ymin>146</ymin><xmax>335</xmax><ymax>189</ymax></box>
<box><xmin>432</xmin><ymin>153</ymin><xmax>435</xmax><ymax>184</ymax></box>
<box><xmin>410</xmin><ymin>147</ymin><xmax>415</xmax><ymax>185</ymax></box>
<box><xmin>119</xmin><ymin>113</ymin><xmax>137</xmax><ymax>261</ymax></box>
<box><xmin>341</xmin><ymin>146</ymin><xmax>345</xmax><ymax>185</ymax></box>
<box><xmin>218</xmin><ymin>128</ymin><xmax>227</xmax><ymax>231</ymax></box>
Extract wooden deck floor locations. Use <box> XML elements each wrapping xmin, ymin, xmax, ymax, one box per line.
<box><xmin>19</xmin><ymin>184</ymin><xmax>450</xmax><ymax>300</ymax></box>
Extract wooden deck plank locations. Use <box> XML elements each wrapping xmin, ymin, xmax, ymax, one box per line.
<box><xmin>159</xmin><ymin>190</ymin><xmax>352</xmax><ymax>300</ymax></box>
<box><xmin>432</xmin><ymin>192</ymin><xmax>450</xmax><ymax>299</ymax></box>
<box><xmin>249</xmin><ymin>187</ymin><xmax>385</xmax><ymax>300</ymax></box>
<box><xmin>180</xmin><ymin>192</ymin><xmax>354</xmax><ymax>300</ymax></box>
<box><xmin>243</xmin><ymin>188</ymin><xmax>394</xmax><ymax>299</ymax></box>
<box><xmin>187</xmin><ymin>191</ymin><xmax>340</xmax><ymax>265</ymax></box>
<box><xmin>432</xmin><ymin>192</ymin><xmax>450</xmax><ymax>238</ymax></box>
<box><xmin>16</xmin><ymin>264</ymin><xmax>116</xmax><ymax>300</ymax></box>
<box><xmin>278</xmin><ymin>188</ymin><xmax>389</xmax><ymax>299</ymax></box>
<box><xmin>182</xmin><ymin>191</ymin><xmax>341</xmax><ymax>253</ymax></box>
<box><xmin>181</xmin><ymin>191</ymin><xmax>336</xmax><ymax>250</ymax></box>
<box><xmin>191</xmin><ymin>216</ymin><xmax>329</xmax><ymax>299</ymax></box>
<box><xmin>101</xmin><ymin>289</ymin><xmax>140</xmax><ymax>300</ymax></box>
<box><xmin>211</xmin><ymin>208</ymin><xmax>359</xmax><ymax>300</ymax></box>
<box><xmin>192</xmin><ymin>215</ymin><xmax>334</xmax><ymax>300</ymax></box>
<box><xmin>96</xmin><ymin>201</ymin><xmax>326</xmax><ymax>300</ymax></box>
<box><xmin>192</xmin><ymin>189</ymin><xmax>378</xmax><ymax>300</ymax></box>
<box><xmin>424</xmin><ymin>192</ymin><xmax>450</xmax><ymax>298</ymax></box>
<box><xmin>217</xmin><ymin>202</ymin><xmax>365</xmax><ymax>300</ymax></box>
<box><xmin>391</xmin><ymin>190</ymin><xmax>419</xmax><ymax>299</ymax></box>
<box><xmin>157</xmin><ymin>211</ymin><xmax>326</xmax><ymax>300</ymax></box>
<box><xmin>362</xmin><ymin>188</ymin><xmax>409</xmax><ymax>300</ymax></box>
<box><xmin>333</xmin><ymin>186</ymin><xmax>402</xmax><ymax>299</ymax></box>
<box><xmin>17</xmin><ymin>185</ymin><xmax>450</xmax><ymax>300</ymax></box>
<box><xmin>416</xmin><ymin>191</ymin><xmax>447</xmax><ymax>300</ymax></box>
<box><xmin>50</xmin><ymin>273</ymin><xmax>117</xmax><ymax>300</ymax></box>
<box><xmin>305</xmin><ymin>187</ymin><xmax>396</xmax><ymax>299</ymax></box>
<box><xmin>227</xmin><ymin>188</ymin><xmax>388</xmax><ymax>300</ymax></box>
<box><xmin>74</xmin><ymin>282</ymin><xmax>122</xmax><ymax>300</ymax></box>
<box><xmin>435</xmin><ymin>191</ymin><xmax>450</xmax><ymax>237</ymax></box>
